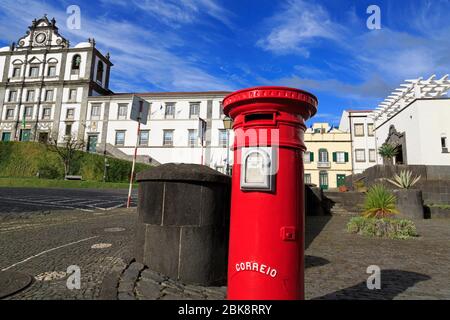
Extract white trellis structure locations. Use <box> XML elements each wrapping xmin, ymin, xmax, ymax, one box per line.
<box><xmin>371</xmin><ymin>75</ymin><xmax>450</xmax><ymax>122</ymax></box>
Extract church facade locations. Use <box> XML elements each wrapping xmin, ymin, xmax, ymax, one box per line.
<box><xmin>0</xmin><ymin>16</ymin><xmax>113</xmax><ymax>144</ymax></box>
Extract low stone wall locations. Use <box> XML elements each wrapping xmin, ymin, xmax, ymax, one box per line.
<box><xmin>427</xmin><ymin>207</ymin><xmax>450</xmax><ymax>219</ymax></box>
<box><xmin>345</xmin><ymin>165</ymin><xmax>450</xmax><ymax>205</ymax></box>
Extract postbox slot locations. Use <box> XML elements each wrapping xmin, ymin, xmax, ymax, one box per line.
<box><xmin>244</xmin><ymin>113</ymin><xmax>274</xmax><ymax>123</ymax></box>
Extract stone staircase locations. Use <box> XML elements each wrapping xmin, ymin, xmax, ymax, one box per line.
<box><xmin>329</xmin><ymin>202</ymin><xmax>351</xmax><ymax>216</ymax></box>
<box><xmin>323</xmin><ymin>191</ymin><xmax>365</xmax><ymax>216</ymax></box>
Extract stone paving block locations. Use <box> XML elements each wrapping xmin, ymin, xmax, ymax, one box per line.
<box><xmin>141</xmin><ymin>269</ymin><xmax>168</xmax><ymax>284</ymax></box>
<box><xmin>118</xmin><ymin>292</ymin><xmax>136</xmax><ymax>300</ymax></box>
<box><xmin>136</xmin><ymin>281</ymin><xmax>161</xmax><ymax>300</ymax></box>
<box><xmin>161</xmin><ymin>280</ymin><xmax>185</xmax><ymax>291</ymax></box>
<box><xmin>162</xmin><ymin>286</ymin><xmax>184</xmax><ymax>295</ymax></box>
<box><xmin>160</xmin><ymin>293</ymin><xmax>189</xmax><ymax>300</ymax></box>
<box><xmin>183</xmin><ymin>289</ymin><xmax>207</xmax><ymax>300</ymax></box>
<box><xmin>118</xmin><ymin>281</ymin><xmax>134</xmax><ymax>293</ymax></box>
<box><xmin>183</xmin><ymin>284</ymin><xmax>206</xmax><ymax>294</ymax></box>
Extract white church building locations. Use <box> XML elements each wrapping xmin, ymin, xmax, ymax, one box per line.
<box><xmin>371</xmin><ymin>75</ymin><xmax>450</xmax><ymax>166</ymax></box>
<box><xmin>0</xmin><ymin>16</ymin><xmax>233</xmax><ymax>172</ymax></box>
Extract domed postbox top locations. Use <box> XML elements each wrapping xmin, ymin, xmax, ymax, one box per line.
<box><xmin>136</xmin><ymin>163</ymin><xmax>231</xmax><ymax>184</ymax></box>
<box><xmin>222</xmin><ymin>86</ymin><xmax>318</xmax><ymax>121</ymax></box>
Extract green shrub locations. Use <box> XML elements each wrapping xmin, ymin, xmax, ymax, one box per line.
<box><xmin>0</xmin><ymin>142</ymin><xmax>150</xmax><ymax>183</ymax></box>
<box><xmin>347</xmin><ymin>217</ymin><xmax>418</xmax><ymax>240</ymax></box>
<box><xmin>354</xmin><ymin>180</ymin><xmax>366</xmax><ymax>192</ymax></box>
<box><xmin>362</xmin><ymin>184</ymin><xmax>399</xmax><ymax>218</ymax></box>
<box><xmin>378</xmin><ymin>143</ymin><xmax>398</xmax><ymax>160</ymax></box>
<box><xmin>387</xmin><ymin>170</ymin><xmax>421</xmax><ymax>189</ymax></box>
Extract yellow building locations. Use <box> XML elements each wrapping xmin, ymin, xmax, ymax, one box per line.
<box><xmin>303</xmin><ymin>123</ymin><xmax>353</xmax><ymax>190</ymax></box>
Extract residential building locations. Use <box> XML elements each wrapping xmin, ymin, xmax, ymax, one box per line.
<box><xmin>86</xmin><ymin>92</ymin><xmax>233</xmax><ymax>173</ymax></box>
<box><xmin>339</xmin><ymin>110</ymin><xmax>378</xmax><ymax>174</ymax></box>
<box><xmin>303</xmin><ymin>123</ymin><xmax>353</xmax><ymax>190</ymax></box>
<box><xmin>371</xmin><ymin>76</ymin><xmax>450</xmax><ymax>166</ymax></box>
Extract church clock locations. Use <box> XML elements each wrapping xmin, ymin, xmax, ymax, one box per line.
<box><xmin>35</xmin><ymin>32</ymin><xmax>47</xmax><ymax>44</ymax></box>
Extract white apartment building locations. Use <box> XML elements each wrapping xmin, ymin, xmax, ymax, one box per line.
<box><xmin>86</xmin><ymin>92</ymin><xmax>233</xmax><ymax>172</ymax></box>
<box><xmin>371</xmin><ymin>76</ymin><xmax>450</xmax><ymax>166</ymax></box>
<box><xmin>339</xmin><ymin>110</ymin><xmax>378</xmax><ymax>174</ymax></box>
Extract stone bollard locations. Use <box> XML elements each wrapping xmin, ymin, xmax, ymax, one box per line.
<box><xmin>135</xmin><ymin>164</ymin><xmax>231</xmax><ymax>286</ymax></box>
<box><xmin>394</xmin><ymin>189</ymin><xmax>424</xmax><ymax>220</ymax></box>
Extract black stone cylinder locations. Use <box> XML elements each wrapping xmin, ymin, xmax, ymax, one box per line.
<box><xmin>135</xmin><ymin>163</ymin><xmax>231</xmax><ymax>286</ymax></box>
<box><xmin>394</xmin><ymin>189</ymin><xmax>424</xmax><ymax>220</ymax></box>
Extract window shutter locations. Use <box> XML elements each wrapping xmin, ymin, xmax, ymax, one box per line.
<box><xmin>345</xmin><ymin>152</ymin><xmax>349</xmax><ymax>162</ymax></box>
<box><xmin>310</xmin><ymin>152</ymin><xmax>314</xmax><ymax>162</ymax></box>
<box><xmin>332</xmin><ymin>152</ymin><xmax>337</xmax><ymax>162</ymax></box>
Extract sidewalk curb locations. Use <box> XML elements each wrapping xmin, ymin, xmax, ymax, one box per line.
<box><xmin>99</xmin><ymin>255</ymin><xmax>134</xmax><ymax>300</ymax></box>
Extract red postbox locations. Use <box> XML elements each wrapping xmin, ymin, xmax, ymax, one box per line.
<box><xmin>223</xmin><ymin>86</ymin><xmax>318</xmax><ymax>300</ymax></box>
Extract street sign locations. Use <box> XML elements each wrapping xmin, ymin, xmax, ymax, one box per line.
<box><xmin>130</xmin><ymin>95</ymin><xmax>150</xmax><ymax>125</ymax></box>
<box><xmin>198</xmin><ymin>117</ymin><xmax>207</xmax><ymax>145</ymax></box>
<box><xmin>127</xmin><ymin>95</ymin><xmax>150</xmax><ymax>208</ymax></box>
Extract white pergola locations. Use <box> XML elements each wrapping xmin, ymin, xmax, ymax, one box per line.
<box><xmin>371</xmin><ymin>75</ymin><xmax>450</xmax><ymax>122</ymax></box>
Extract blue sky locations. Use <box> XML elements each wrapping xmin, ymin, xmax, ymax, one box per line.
<box><xmin>1</xmin><ymin>0</ymin><xmax>449</xmax><ymax>125</ymax></box>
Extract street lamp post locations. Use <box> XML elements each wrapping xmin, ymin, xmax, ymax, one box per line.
<box><xmin>103</xmin><ymin>150</ymin><xmax>109</xmax><ymax>183</ymax></box>
<box><xmin>223</xmin><ymin>116</ymin><xmax>233</xmax><ymax>176</ymax></box>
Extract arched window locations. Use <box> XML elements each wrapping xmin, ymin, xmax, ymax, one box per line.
<box><xmin>96</xmin><ymin>62</ymin><xmax>104</xmax><ymax>82</ymax></box>
<box><xmin>71</xmin><ymin>55</ymin><xmax>81</xmax><ymax>74</ymax></box>
<box><xmin>318</xmin><ymin>148</ymin><xmax>329</xmax><ymax>163</ymax></box>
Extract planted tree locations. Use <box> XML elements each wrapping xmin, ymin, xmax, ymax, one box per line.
<box><xmin>387</xmin><ymin>170</ymin><xmax>421</xmax><ymax>189</ymax></box>
<box><xmin>362</xmin><ymin>184</ymin><xmax>399</xmax><ymax>218</ymax></box>
<box><xmin>46</xmin><ymin>134</ymin><xmax>85</xmax><ymax>178</ymax></box>
<box><xmin>378</xmin><ymin>143</ymin><xmax>398</xmax><ymax>164</ymax></box>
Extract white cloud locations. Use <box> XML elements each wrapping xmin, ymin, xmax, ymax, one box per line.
<box><xmin>257</xmin><ymin>0</ymin><xmax>345</xmax><ymax>56</ymax></box>
<box><xmin>100</xmin><ymin>0</ymin><xmax>233</xmax><ymax>28</ymax></box>
<box><xmin>270</xmin><ymin>74</ymin><xmax>391</xmax><ymax>100</ymax></box>
<box><xmin>257</xmin><ymin>0</ymin><xmax>450</xmax><ymax>110</ymax></box>
<box><xmin>0</xmin><ymin>0</ymin><xmax>234</xmax><ymax>92</ymax></box>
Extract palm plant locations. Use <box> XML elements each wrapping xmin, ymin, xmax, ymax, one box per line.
<box><xmin>362</xmin><ymin>184</ymin><xmax>399</xmax><ymax>219</ymax></box>
<box><xmin>378</xmin><ymin>143</ymin><xmax>398</xmax><ymax>162</ymax></box>
<box><xmin>387</xmin><ymin>170</ymin><xmax>421</xmax><ymax>189</ymax></box>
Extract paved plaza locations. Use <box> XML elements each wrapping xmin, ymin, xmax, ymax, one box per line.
<box><xmin>0</xmin><ymin>188</ymin><xmax>137</xmax><ymax>215</ymax></box>
<box><xmin>1</xmin><ymin>206</ymin><xmax>450</xmax><ymax>300</ymax></box>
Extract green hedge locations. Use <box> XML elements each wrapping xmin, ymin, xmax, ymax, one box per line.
<box><xmin>347</xmin><ymin>216</ymin><xmax>418</xmax><ymax>240</ymax></box>
<box><xmin>0</xmin><ymin>142</ymin><xmax>150</xmax><ymax>182</ymax></box>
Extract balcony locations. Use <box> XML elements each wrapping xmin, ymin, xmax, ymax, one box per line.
<box><xmin>317</xmin><ymin>161</ymin><xmax>331</xmax><ymax>169</ymax></box>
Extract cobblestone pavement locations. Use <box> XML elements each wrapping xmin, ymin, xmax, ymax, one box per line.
<box><xmin>0</xmin><ymin>188</ymin><xmax>137</xmax><ymax>215</ymax></box>
<box><xmin>117</xmin><ymin>215</ymin><xmax>450</xmax><ymax>300</ymax></box>
<box><xmin>304</xmin><ymin>216</ymin><xmax>450</xmax><ymax>300</ymax></box>
<box><xmin>0</xmin><ymin>208</ymin><xmax>135</xmax><ymax>300</ymax></box>
<box><xmin>2</xmin><ymin>208</ymin><xmax>450</xmax><ymax>300</ymax></box>
<box><xmin>116</xmin><ymin>262</ymin><xmax>227</xmax><ymax>300</ymax></box>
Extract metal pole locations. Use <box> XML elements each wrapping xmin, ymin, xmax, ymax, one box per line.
<box><xmin>226</xmin><ymin>129</ymin><xmax>230</xmax><ymax>175</ymax></box>
<box><xmin>201</xmin><ymin>140</ymin><xmax>204</xmax><ymax>165</ymax></box>
<box><xmin>127</xmin><ymin>101</ymin><xmax>143</xmax><ymax>208</ymax></box>
<box><xmin>103</xmin><ymin>149</ymin><xmax>107</xmax><ymax>183</ymax></box>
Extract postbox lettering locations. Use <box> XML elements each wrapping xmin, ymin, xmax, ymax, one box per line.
<box><xmin>235</xmin><ymin>261</ymin><xmax>277</xmax><ymax>278</ymax></box>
